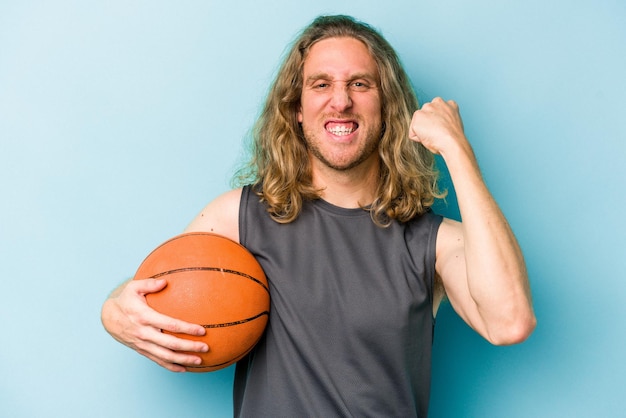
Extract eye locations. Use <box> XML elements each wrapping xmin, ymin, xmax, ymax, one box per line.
<box><xmin>351</xmin><ymin>81</ymin><xmax>370</xmax><ymax>91</ymax></box>
<box><xmin>313</xmin><ymin>82</ymin><xmax>330</xmax><ymax>89</ymax></box>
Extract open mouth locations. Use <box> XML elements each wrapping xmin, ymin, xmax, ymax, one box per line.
<box><xmin>325</xmin><ymin>121</ymin><xmax>358</xmax><ymax>136</ymax></box>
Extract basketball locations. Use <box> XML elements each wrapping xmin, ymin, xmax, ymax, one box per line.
<box><xmin>133</xmin><ymin>232</ymin><xmax>269</xmax><ymax>372</ymax></box>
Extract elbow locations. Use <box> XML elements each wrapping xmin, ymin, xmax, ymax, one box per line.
<box><xmin>488</xmin><ymin>312</ymin><xmax>537</xmax><ymax>346</ymax></box>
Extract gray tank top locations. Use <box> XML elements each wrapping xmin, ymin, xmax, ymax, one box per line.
<box><xmin>234</xmin><ymin>185</ymin><xmax>442</xmax><ymax>417</ymax></box>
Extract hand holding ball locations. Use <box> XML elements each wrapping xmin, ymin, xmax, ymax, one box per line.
<box><xmin>133</xmin><ymin>232</ymin><xmax>269</xmax><ymax>372</ymax></box>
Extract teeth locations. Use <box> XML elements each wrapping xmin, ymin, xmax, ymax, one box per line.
<box><xmin>328</xmin><ymin>126</ymin><xmax>355</xmax><ymax>136</ymax></box>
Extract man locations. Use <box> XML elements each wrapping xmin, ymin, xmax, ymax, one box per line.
<box><xmin>101</xmin><ymin>15</ymin><xmax>536</xmax><ymax>417</ymax></box>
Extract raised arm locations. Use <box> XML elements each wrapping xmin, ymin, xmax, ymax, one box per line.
<box><xmin>100</xmin><ymin>188</ymin><xmax>242</xmax><ymax>371</ymax></box>
<box><xmin>410</xmin><ymin>98</ymin><xmax>536</xmax><ymax>345</ymax></box>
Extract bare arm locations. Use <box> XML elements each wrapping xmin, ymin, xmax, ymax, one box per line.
<box><xmin>411</xmin><ymin>98</ymin><xmax>536</xmax><ymax>345</ymax></box>
<box><xmin>100</xmin><ymin>188</ymin><xmax>242</xmax><ymax>371</ymax></box>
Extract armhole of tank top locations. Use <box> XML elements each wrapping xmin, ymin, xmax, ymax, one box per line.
<box><xmin>238</xmin><ymin>185</ymin><xmax>250</xmax><ymax>247</ymax></box>
<box><xmin>427</xmin><ymin>215</ymin><xmax>444</xmax><ymax>320</ymax></box>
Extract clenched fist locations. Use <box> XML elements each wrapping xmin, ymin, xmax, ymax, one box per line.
<box><xmin>409</xmin><ymin>97</ymin><xmax>469</xmax><ymax>158</ymax></box>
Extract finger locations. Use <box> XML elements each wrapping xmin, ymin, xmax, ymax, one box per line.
<box><xmin>146</xmin><ymin>309</ymin><xmax>207</xmax><ymax>337</ymax></box>
<box><xmin>139</xmin><ymin>349</ymin><xmax>188</xmax><ymax>372</ymax></box>
<box><xmin>135</xmin><ymin>331</ymin><xmax>207</xmax><ymax>363</ymax></box>
<box><xmin>137</xmin><ymin>345</ymin><xmax>202</xmax><ymax>373</ymax></box>
<box><xmin>447</xmin><ymin>99</ymin><xmax>458</xmax><ymax>108</ymax></box>
<box><xmin>408</xmin><ymin>129</ymin><xmax>421</xmax><ymax>143</ymax></box>
<box><xmin>426</xmin><ymin>96</ymin><xmax>446</xmax><ymax>108</ymax></box>
<box><xmin>128</xmin><ymin>277</ymin><xmax>168</xmax><ymax>295</ymax></box>
<box><xmin>148</xmin><ymin>327</ymin><xmax>209</xmax><ymax>353</ymax></box>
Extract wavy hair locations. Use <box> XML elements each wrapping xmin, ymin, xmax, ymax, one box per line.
<box><xmin>235</xmin><ymin>15</ymin><xmax>444</xmax><ymax>225</ymax></box>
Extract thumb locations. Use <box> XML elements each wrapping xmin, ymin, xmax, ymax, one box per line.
<box><xmin>130</xmin><ymin>277</ymin><xmax>168</xmax><ymax>295</ymax></box>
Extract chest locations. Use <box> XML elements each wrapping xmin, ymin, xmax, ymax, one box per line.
<box><xmin>254</xmin><ymin>211</ymin><xmax>432</xmax><ymax>339</ymax></box>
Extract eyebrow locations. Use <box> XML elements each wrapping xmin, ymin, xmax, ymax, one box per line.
<box><xmin>304</xmin><ymin>72</ymin><xmax>379</xmax><ymax>85</ymax></box>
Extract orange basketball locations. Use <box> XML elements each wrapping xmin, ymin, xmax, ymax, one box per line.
<box><xmin>133</xmin><ymin>232</ymin><xmax>269</xmax><ymax>372</ymax></box>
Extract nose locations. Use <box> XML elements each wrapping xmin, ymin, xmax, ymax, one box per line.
<box><xmin>329</xmin><ymin>85</ymin><xmax>352</xmax><ymax>112</ymax></box>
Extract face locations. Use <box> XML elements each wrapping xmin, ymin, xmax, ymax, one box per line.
<box><xmin>298</xmin><ymin>37</ymin><xmax>383</xmax><ymax>173</ymax></box>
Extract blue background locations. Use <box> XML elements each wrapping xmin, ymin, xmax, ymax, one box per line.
<box><xmin>1</xmin><ymin>1</ymin><xmax>624</xmax><ymax>417</ymax></box>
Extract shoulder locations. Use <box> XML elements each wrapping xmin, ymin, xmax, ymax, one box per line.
<box><xmin>184</xmin><ymin>188</ymin><xmax>243</xmax><ymax>243</ymax></box>
<box><xmin>437</xmin><ymin>217</ymin><xmax>463</xmax><ymax>247</ymax></box>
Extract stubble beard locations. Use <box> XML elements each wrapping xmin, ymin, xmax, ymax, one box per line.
<box><xmin>301</xmin><ymin>120</ymin><xmax>382</xmax><ymax>172</ymax></box>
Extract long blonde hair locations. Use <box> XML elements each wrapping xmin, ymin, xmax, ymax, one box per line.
<box><xmin>235</xmin><ymin>15</ymin><xmax>444</xmax><ymax>225</ymax></box>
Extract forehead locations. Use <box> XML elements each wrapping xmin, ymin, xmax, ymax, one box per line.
<box><xmin>303</xmin><ymin>37</ymin><xmax>379</xmax><ymax>80</ymax></box>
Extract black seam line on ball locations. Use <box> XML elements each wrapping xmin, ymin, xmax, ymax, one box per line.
<box><xmin>149</xmin><ymin>267</ymin><xmax>269</xmax><ymax>293</ymax></box>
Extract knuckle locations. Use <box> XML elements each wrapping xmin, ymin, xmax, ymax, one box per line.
<box><xmin>160</xmin><ymin>350</ymin><xmax>179</xmax><ymax>363</ymax></box>
<box><xmin>167</xmin><ymin>337</ymin><xmax>186</xmax><ymax>352</ymax></box>
<box><xmin>135</xmin><ymin>326</ymin><xmax>153</xmax><ymax>341</ymax></box>
<box><xmin>168</xmin><ymin>335</ymin><xmax>205</xmax><ymax>353</ymax></box>
<box><xmin>163</xmin><ymin>317</ymin><xmax>182</xmax><ymax>333</ymax></box>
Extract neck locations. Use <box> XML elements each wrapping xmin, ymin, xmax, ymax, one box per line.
<box><xmin>311</xmin><ymin>158</ymin><xmax>380</xmax><ymax>208</ymax></box>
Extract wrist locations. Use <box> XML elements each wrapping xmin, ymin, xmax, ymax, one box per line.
<box><xmin>439</xmin><ymin>136</ymin><xmax>478</xmax><ymax>174</ymax></box>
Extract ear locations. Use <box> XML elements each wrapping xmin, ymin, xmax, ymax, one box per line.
<box><xmin>297</xmin><ymin>106</ymin><xmax>303</xmax><ymax>123</ymax></box>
